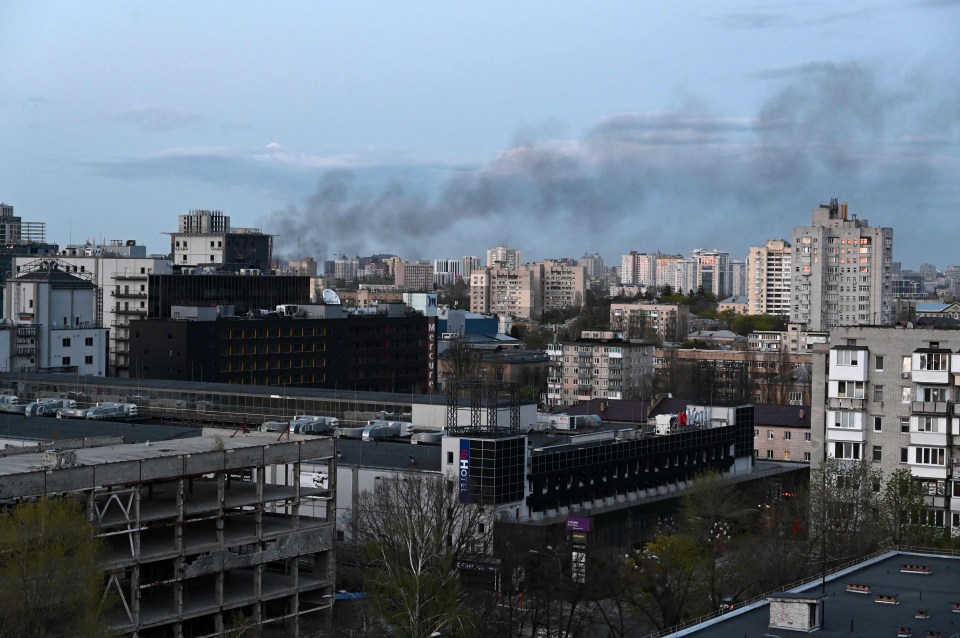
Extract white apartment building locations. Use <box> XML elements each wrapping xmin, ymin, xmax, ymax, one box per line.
<box><xmin>17</xmin><ymin>242</ymin><xmax>172</xmax><ymax>376</ymax></box>
<box><xmin>748</xmin><ymin>240</ymin><xmax>793</xmax><ymax>317</ymax></box>
<box><xmin>2</xmin><ymin>258</ymin><xmax>108</xmax><ymax>375</ymax></box>
<box><xmin>432</xmin><ymin>258</ymin><xmax>463</xmax><ymax>287</ymax></box>
<box><xmin>546</xmin><ymin>331</ymin><xmax>655</xmax><ymax>407</ymax></box>
<box><xmin>656</xmin><ymin>255</ymin><xmax>697</xmax><ymax>294</ymax></box>
<box><xmin>791</xmin><ymin>198</ymin><xmax>893</xmax><ymax>331</ymax></box>
<box><xmin>812</xmin><ymin>325</ymin><xmax>960</xmax><ymax>535</ymax></box>
<box><xmin>395</xmin><ymin>261</ymin><xmax>433</xmax><ymax>291</ymax></box>
<box><xmin>486</xmin><ymin>246</ymin><xmax>523</xmax><ymax>271</ymax></box>
<box><xmin>620</xmin><ymin>252</ymin><xmax>656</xmax><ymax>286</ymax></box>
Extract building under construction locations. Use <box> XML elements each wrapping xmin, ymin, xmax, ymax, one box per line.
<box><xmin>0</xmin><ymin>432</ymin><xmax>336</xmax><ymax>637</ymax></box>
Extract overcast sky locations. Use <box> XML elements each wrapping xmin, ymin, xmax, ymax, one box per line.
<box><xmin>2</xmin><ymin>1</ymin><xmax>958</xmax><ymax>267</ymax></box>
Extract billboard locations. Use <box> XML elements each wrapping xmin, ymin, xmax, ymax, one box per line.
<box><xmin>458</xmin><ymin>439</ymin><xmax>471</xmax><ymax>502</ymax></box>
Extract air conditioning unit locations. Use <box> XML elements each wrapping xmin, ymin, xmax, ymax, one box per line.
<box><xmin>901</xmin><ymin>372</ymin><xmax>910</xmax><ymax>379</ymax></box>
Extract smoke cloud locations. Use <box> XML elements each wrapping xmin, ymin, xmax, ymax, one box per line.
<box><xmin>269</xmin><ymin>62</ymin><xmax>958</xmax><ymax>264</ymax></box>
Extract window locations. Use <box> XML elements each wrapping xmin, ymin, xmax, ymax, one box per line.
<box><xmin>914</xmin><ymin>447</ymin><xmax>946</xmax><ymax>466</ymax></box>
<box><xmin>902</xmin><ymin>387</ymin><xmax>912</xmax><ymax>404</ymax></box>
<box><xmin>789</xmin><ymin>391</ymin><xmax>803</xmax><ymax>403</ymax></box>
<box><xmin>833</xmin><ymin>442</ymin><xmax>862</xmax><ymax>460</ymax></box>
<box><xmin>446</xmin><ymin>452</ymin><xmax>453</xmax><ymax>464</ymax></box>
<box><xmin>62</xmin><ymin>357</ymin><xmax>71</xmax><ymax>365</ymax></box>
<box><xmin>784</xmin><ymin>431</ymin><xmax>792</xmax><ymax>440</ymax></box>
<box><xmin>875</xmin><ymin>355</ymin><xmax>884</xmax><ymax>372</ymax></box>
<box><xmin>872</xmin><ymin>446</ymin><xmax>882</xmax><ymax>462</ymax></box>
<box><xmin>836</xmin><ymin>349</ymin><xmax>859</xmax><ymax>365</ymax></box>
<box><xmin>873</xmin><ymin>385</ymin><xmax>884</xmax><ymax>402</ymax></box>
<box><xmin>766</xmin><ymin>450</ymin><xmax>774</xmax><ymax>459</ymax></box>
<box><xmin>837</xmin><ymin>381</ymin><xmax>864</xmax><ymax>398</ymax></box>
<box><xmin>62</xmin><ymin>338</ymin><xmax>71</xmax><ymax>347</ymax></box>
<box><xmin>873</xmin><ymin>416</ymin><xmax>882</xmax><ymax>432</ymax></box>
<box><xmin>767</xmin><ymin>430</ymin><xmax>774</xmax><ymax>440</ymax></box>
<box><xmin>900</xmin><ymin>417</ymin><xmax>910</xmax><ymax>433</ymax></box>
<box><xmin>783</xmin><ymin>451</ymin><xmax>791</xmax><ymax>461</ymax></box>
<box><xmin>754</xmin><ymin>429</ymin><xmax>759</xmax><ymax>438</ymax></box>
<box><xmin>804</xmin><ymin>432</ymin><xmax>811</xmax><ymax>442</ymax></box>
<box><xmin>84</xmin><ymin>356</ymin><xmax>93</xmax><ymax>365</ymax></box>
<box><xmin>803</xmin><ymin>452</ymin><xmax>811</xmax><ymax>462</ymax></box>
<box><xmin>84</xmin><ymin>337</ymin><xmax>93</xmax><ymax>346</ymax></box>
<box><xmin>918</xmin><ymin>417</ymin><xmax>940</xmax><ymax>433</ymax></box>
<box><xmin>919</xmin><ymin>352</ymin><xmax>947</xmax><ymax>371</ymax></box>
<box><xmin>833</xmin><ymin>412</ymin><xmax>857</xmax><ymax>428</ymax></box>
<box><xmin>902</xmin><ymin>356</ymin><xmax>912</xmax><ymax>373</ymax></box>
<box><xmin>901</xmin><ymin>448</ymin><xmax>909</xmax><ymax>463</ymax></box>
<box><xmin>922</xmin><ymin>387</ymin><xmax>947</xmax><ymax>402</ymax></box>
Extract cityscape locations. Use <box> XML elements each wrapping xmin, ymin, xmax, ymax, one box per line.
<box><xmin>2</xmin><ymin>2</ymin><xmax>960</xmax><ymax>638</ymax></box>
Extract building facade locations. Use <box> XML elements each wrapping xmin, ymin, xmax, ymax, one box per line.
<box><xmin>747</xmin><ymin>240</ymin><xmax>792</xmax><ymax>317</ymax></box>
<box><xmin>2</xmin><ymin>258</ymin><xmax>108</xmax><ymax>375</ymax></box>
<box><xmin>486</xmin><ymin>246</ymin><xmax>523</xmax><ymax>271</ymax></box>
<box><xmin>609</xmin><ymin>302</ymin><xmax>690</xmax><ymax>342</ymax></box>
<box><xmin>812</xmin><ymin>325</ymin><xmax>960</xmax><ymax>535</ymax></box>
<box><xmin>16</xmin><ymin>241</ymin><xmax>173</xmax><ymax>376</ymax></box>
<box><xmin>0</xmin><ymin>434</ymin><xmax>336</xmax><ymax>637</ymax></box>
<box><xmin>545</xmin><ymin>331</ymin><xmax>655</xmax><ymax>407</ymax></box>
<box><xmin>170</xmin><ymin>210</ymin><xmax>273</xmax><ymax>273</ymax></box>
<box><xmin>394</xmin><ymin>261</ymin><xmax>434</xmax><ymax>291</ymax></box>
<box><xmin>790</xmin><ymin>198</ymin><xmax>894</xmax><ymax>331</ymax></box>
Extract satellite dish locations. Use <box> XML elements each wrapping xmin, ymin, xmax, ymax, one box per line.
<box><xmin>322</xmin><ymin>289</ymin><xmax>341</xmax><ymax>305</ymax></box>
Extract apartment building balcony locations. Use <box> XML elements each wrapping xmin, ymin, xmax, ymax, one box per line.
<box><xmin>112</xmin><ymin>272</ymin><xmax>149</xmax><ymax>280</ymax></box>
<box><xmin>912</xmin><ymin>401</ymin><xmax>950</xmax><ymax>415</ymax></box>
<box><xmin>114</xmin><ymin>307</ymin><xmax>147</xmax><ymax>316</ymax></box>
<box><xmin>828</xmin><ymin>397</ymin><xmax>865</xmax><ymax>410</ymax></box>
<box><xmin>111</xmin><ymin>290</ymin><xmax>147</xmax><ymax>298</ymax></box>
<box><xmin>908</xmin><ymin>464</ymin><xmax>948</xmax><ymax>480</ymax></box>
<box><xmin>825</xmin><ymin>427</ymin><xmax>865</xmax><ymax>443</ymax></box>
<box><xmin>909</xmin><ymin>431</ymin><xmax>948</xmax><ymax>447</ymax></box>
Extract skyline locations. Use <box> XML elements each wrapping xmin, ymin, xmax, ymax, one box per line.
<box><xmin>2</xmin><ymin>1</ymin><xmax>958</xmax><ymax>264</ymax></box>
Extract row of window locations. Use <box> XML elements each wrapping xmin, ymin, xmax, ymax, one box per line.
<box><xmin>755</xmin><ymin>429</ymin><xmax>811</xmax><ymax>441</ymax></box>
<box><xmin>831</xmin><ymin>442</ymin><xmax>948</xmax><ymax>467</ymax></box>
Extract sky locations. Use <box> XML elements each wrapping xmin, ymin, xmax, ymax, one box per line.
<box><xmin>1</xmin><ymin>1</ymin><xmax>958</xmax><ymax>267</ymax></box>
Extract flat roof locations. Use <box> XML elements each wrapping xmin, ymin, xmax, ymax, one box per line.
<box><xmin>0</xmin><ymin>413</ymin><xmax>201</xmax><ymax>445</ymax></box>
<box><xmin>676</xmin><ymin>551</ymin><xmax>960</xmax><ymax>637</ymax></box>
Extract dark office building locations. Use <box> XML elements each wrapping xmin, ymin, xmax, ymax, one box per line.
<box><xmin>129</xmin><ymin>311</ymin><xmax>431</xmax><ymax>393</ymax></box>
<box><xmin>147</xmin><ymin>273</ymin><xmax>311</xmax><ymax>318</ymax></box>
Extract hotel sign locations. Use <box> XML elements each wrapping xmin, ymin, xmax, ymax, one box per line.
<box><xmin>458</xmin><ymin>439</ymin><xmax>471</xmax><ymax>502</ymax></box>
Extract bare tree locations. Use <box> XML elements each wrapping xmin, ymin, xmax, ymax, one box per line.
<box><xmin>352</xmin><ymin>472</ymin><xmax>490</xmax><ymax>638</ymax></box>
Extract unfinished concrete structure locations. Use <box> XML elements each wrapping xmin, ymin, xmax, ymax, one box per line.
<box><xmin>0</xmin><ymin>433</ymin><xmax>336</xmax><ymax>637</ymax></box>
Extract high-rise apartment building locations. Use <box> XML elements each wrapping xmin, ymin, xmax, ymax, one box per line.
<box><xmin>541</xmin><ymin>260</ymin><xmax>586</xmax><ymax>312</ymax></box>
<box><xmin>578</xmin><ymin>252</ymin><xmax>605</xmax><ymax>280</ymax></box>
<box><xmin>620</xmin><ymin>251</ymin><xmax>656</xmax><ymax>286</ymax></box>
<box><xmin>462</xmin><ymin>255</ymin><xmax>481</xmax><ymax>277</ymax></box>
<box><xmin>747</xmin><ymin>240</ymin><xmax>793</xmax><ymax>317</ymax></box>
<box><xmin>692</xmin><ymin>249</ymin><xmax>729</xmax><ymax>297</ymax></box>
<box><xmin>790</xmin><ymin>198</ymin><xmax>893</xmax><ymax>331</ymax></box>
<box><xmin>727</xmin><ymin>259</ymin><xmax>746</xmax><ymax>298</ymax></box>
<box><xmin>432</xmin><ymin>259</ymin><xmax>462</xmax><ymax>287</ymax></box>
<box><xmin>486</xmin><ymin>246</ymin><xmax>523</xmax><ymax>270</ymax></box>
<box><xmin>812</xmin><ymin>325</ymin><xmax>960</xmax><ymax>535</ymax></box>
<box><xmin>470</xmin><ymin>260</ymin><xmax>586</xmax><ymax>318</ymax></box>
<box><xmin>470</xmin><ymin>266</ymin><xmax>539</xmax><ymax>318</ymax></box>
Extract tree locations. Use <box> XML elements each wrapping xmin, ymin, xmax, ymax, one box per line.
<box><xmin>443</xmin><ymin>338</ymin><xmax>483</xmax><ymax>384</ymax></box>
<box><xmin>880</xmin><ymin>468</ymin><xmax>931</xmax><ymax>546</ymax></box>
<box><xmin>352</xmin><ymin>472</ymin><xmax>489</xmax><ymax>638</ymax></box>
<box><xmin>0</xmin><ymin>497</ymin><xmax>108</xmax><ymax>638</ymax></box>
<box><xmin>809</xmin><ymin>458</ymin><xmax>882</xmax><ymax>566</ymax></box>
<box><xmin>624</xmin><ymin>535</ymin><xmax>708</xmax><ymax>631</ymax></box>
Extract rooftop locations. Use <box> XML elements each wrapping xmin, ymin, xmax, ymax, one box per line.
<box><xmin>674</xmin><ymin>550</ymin><xmax>960</xmax><ymax>638</ymax></box>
